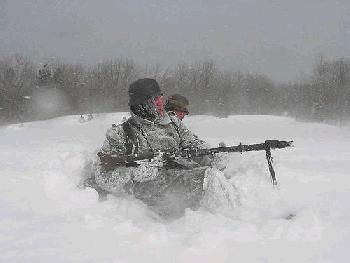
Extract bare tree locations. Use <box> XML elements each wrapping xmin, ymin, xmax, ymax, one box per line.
<box><xmin>0</xmin><ymin>54</ymin><xmax>36</xmax><ymax>123</ymax></box>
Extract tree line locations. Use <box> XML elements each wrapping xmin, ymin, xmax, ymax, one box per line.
<box><xmin>0</xmin><ymin>54</ymin><xmax>349</xmax><ymax>125</ymax></box>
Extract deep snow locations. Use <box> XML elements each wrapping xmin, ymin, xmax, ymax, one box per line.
<box><xmin>0</xmin><ymin>113</ymin><xmax>349</xmax><ymax>262</ymax></box>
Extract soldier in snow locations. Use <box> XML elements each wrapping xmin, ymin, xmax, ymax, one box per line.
<box><xmin>93</xmin><ymin>78</ymin><xmax>211</xmax><ymax>217</ymax></box>
<box><xmin>164</xmin><ymin>94</ymin><xmax>189</xmax><ymax>121</ymax></box>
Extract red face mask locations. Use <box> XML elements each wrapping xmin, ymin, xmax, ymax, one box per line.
<box><xmin>152</xmin><ymin>95</ymin><xmax>164</xmax><ymax>114</ymax></box>
<box><xmin>174</xmin><ymin>110</ymin><xmax>186</xmax><ymax>121</ymax></box>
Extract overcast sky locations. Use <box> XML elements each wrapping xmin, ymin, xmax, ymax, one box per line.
<box><xmin>0</xmin><ymin>0</ymin><xmax>349</xmax><ymax>82</ymax></box>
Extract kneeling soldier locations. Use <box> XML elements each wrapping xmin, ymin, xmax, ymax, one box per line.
<box><xmin>93</xmin><ymin>78</ymin><xmax>209</xmax><ymax>217</ymax></box>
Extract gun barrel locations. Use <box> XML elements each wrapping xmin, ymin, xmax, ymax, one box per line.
<box><xmin>190</xmin><ymin>140</ymin><xmax>293</xmax><ymax>157</ymax></box>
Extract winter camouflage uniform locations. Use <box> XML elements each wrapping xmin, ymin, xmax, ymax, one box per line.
<box><xmin>93</xmin><ymin>112</ymin><xmax>209</xmax><ymax>217</ymax></box>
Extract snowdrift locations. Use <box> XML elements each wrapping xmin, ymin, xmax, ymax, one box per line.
<box><xmin>0</xmin><ymin>113</ymin><xmax>349</xmax><ymax>262</ymax></box>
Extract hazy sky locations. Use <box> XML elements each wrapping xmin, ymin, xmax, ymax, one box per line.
<box><xmin>0</xmin><ymin>0</ymin><xmax>349</xmax><ymax>82</ymax></box>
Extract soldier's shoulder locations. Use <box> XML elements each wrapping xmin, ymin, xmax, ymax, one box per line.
<box><xmin>169</xmin><ymin>114</ymin><xmax>181</xmax><ymax>126</ymax></box>
<box><xmin>105</xmin><ymin>118</ymin><xmax>130</xmax><ymax>142</ymax></box>
<box><xmin>169</xmin><ymin>114</ymin><xmax>189</xmax><ymax>132</ymax></box>
<box><xmin>106</xmin><ymin>123</ymin><xmax>122</xmax><ymax>133</ymax></box>
<box><xmin>107</xmin><ymin>116</ymin><xmax>134</xmax><ymax>131</ymax></box>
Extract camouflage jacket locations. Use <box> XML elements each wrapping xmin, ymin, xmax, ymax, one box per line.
<box><xmin>94</xmin><ymin>113</ymin><xmax>207</xmax><ymax>194</ymax></box>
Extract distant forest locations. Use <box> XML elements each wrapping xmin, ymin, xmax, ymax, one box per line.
<box><xmin>1</xmin><ymin>54</ymin><xmax>350</xmax><ymax>125</ymax></box>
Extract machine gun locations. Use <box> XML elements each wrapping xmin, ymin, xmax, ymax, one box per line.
<box><xmin>98</xmin><ymin>140</ymin><xmax>293</xmax><ymax>186</ymax></box>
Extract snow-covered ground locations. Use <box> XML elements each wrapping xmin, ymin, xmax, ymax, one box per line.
<box><xmin>1</xmin><ymin>113</ymin><xmax>349</xmax><ymax>263</ymax></box>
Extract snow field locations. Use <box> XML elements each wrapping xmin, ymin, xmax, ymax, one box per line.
<box><xmin>0</xmin><ymin>113</ymin><xmax>349</xmax><ymax>262</ymax></box>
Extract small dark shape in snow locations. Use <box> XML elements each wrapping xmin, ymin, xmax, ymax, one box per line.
<box><xmin>284</xmin><ymin>213</ymin><xmax>296</xmax><ymax>220</ymax></box>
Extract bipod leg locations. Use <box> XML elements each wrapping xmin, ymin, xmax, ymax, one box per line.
<box><xmin>265</xmin><ymin>141</ymin><xmax>278</xmax><ymax>186</ymax></box>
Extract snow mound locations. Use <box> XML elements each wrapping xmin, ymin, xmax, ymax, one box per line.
<box><xmin>1</xmin><ymin>113</ymin><xmax>349</xmax><ymax>262</ymax></box>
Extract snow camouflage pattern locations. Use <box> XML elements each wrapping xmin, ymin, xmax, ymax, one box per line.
<box><xmin>93</xmin><ymin>113</ymin><xmax>210</xmax><ymax>217</ymax></box>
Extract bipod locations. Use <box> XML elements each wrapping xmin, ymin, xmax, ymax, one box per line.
<box><xmin>265</xmin><ymin>140</ymin><xmax>278</xmax><ymax>186</ymax></box>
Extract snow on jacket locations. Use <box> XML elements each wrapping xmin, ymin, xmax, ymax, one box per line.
<box><xmin>93</xmin><ymin>113</ymin><xmax>207</xmax><ymax>194</ymax></box>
